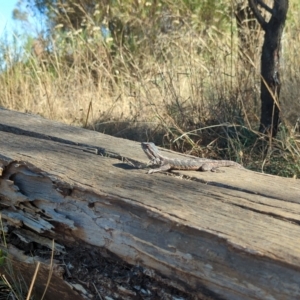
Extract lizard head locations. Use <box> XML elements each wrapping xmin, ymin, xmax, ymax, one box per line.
<box><xmin>141</xmin><ymin>142</ymin><xmax>163</xmax><ymax>165</ymax></box>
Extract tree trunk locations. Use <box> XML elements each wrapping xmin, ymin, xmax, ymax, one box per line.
<box><xmin>248</xmin><ymin>0</ymin><xmax>289</xmax><ymax>137</ymax></box>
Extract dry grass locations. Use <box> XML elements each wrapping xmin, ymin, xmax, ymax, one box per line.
<box><xmin>0</xmin><ymin>1</ymin><xmax>300</xmax><ymax>177</ymax></box>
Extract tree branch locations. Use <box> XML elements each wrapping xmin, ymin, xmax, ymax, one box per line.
<box><xmin>248</xmin><ymin>0</ymin><xmax>268</xmax><ymax>30</ymax></box>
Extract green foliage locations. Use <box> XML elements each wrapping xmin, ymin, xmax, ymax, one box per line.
<box><xmin>13</xmin><ymin>0</ymin><xmax>231</xmax><ymax>54</ymax></box>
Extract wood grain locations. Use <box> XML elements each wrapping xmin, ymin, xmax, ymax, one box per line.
<box><xmin>0</xmin><ymin>107</ymin><xmax>300</xmax><ymax>300</ymax></box>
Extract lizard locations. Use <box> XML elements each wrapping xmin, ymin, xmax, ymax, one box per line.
<box><xmin>141</xmin><ymin>142</ymin><xmax>244</xmax><ymax>173</ymax></box>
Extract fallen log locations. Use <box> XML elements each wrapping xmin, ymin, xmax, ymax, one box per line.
<box><xmin>0</xmin><ymin>107</ymin><xmax>300</xmax><ymax>300</ymax></box>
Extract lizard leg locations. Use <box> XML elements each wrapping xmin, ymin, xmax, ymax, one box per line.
<box><xmin>200</xmin><ymin>164</ymin><xmax>223</xmax><ymax>173</ymax></box>
<box><xmin>199</xmin><ymin>163</ymin><xmax>212</xmax><ymax>172</ymax></box>
<box><xmin>148</xmin><ymin>164</ymin><xmax>171</xmax><ymax>174</ymax></box>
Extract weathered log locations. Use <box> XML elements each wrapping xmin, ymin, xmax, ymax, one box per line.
<box><xmin>0</xmin><ymin>107</ymin><xmax>300</xmax><ymax>300</ymax></box>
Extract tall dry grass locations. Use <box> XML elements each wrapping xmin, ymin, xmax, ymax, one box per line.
<box><xmin>0</xmin><ymin>1</ymin><xmax>299</xmax><ymax>177</ymax></box>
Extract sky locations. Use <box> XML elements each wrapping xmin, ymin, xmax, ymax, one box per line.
<box><xmin>0</xmin><ymin>1</ymin><xmax>19</xmax><ymax>35</ymax></box>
